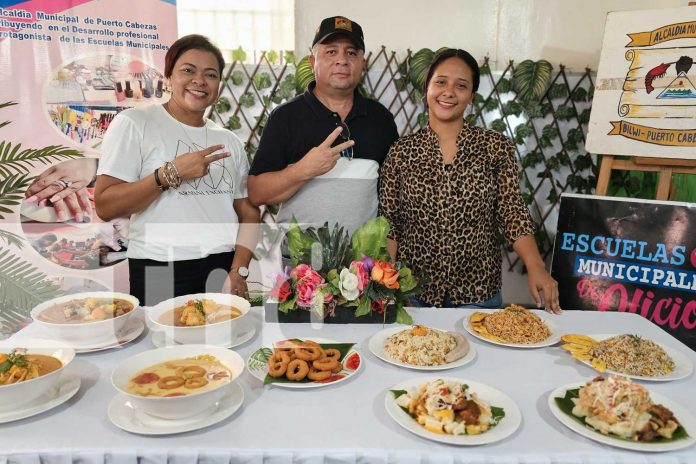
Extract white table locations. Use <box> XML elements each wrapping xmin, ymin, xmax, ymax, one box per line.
<box><xmin>2</xmin><ymin>308</ymin><xmax>695</xmax><ymax>464</ymax></box>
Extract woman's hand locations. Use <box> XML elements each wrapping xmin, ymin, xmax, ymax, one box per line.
<box><xmin>171</xmin><ymin>145</ymin><xmax>230</xmax><ymax>181</ymax></box>
<box><xmin>25</xmin><ymin>158</ymin><xmax>97</xmax><ymax>222</ymax></box>
<box><xmin>223</xmin><ymin>272</ymin><xmax>249</xmax><ymax>299</ymax></box>
<box><xmin>526</xmin><ymin>265</ymin><xmax>561</xmax><ymax>314</ymax></box>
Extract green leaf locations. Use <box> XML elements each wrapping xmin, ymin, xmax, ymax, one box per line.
<box><xmin>0</xmin><ymin>229</ymin><xmax>23</xmax><ymax>249</ymax></box>
<box><xmin>497</xmin><ymin>77</ymin><xmax>512</xmax><ymax>93</ymax></box>
<box><xmin>397</xmin><ymin>267</ymin><xmax>418</xmax><ymax>293</ymax></box>
<box><xmin>417</xmin><ymin>111</ymin><xmax>428</xmax><ymax>128</ymax></box>
<box><xmin>225</xmin><ymin>115</ymin><xmax>241</xmax><ymax>131</ymax></box>
<box><xmin>266</xmin><ymin>50</ymin><xmax>279</xmax><ymax>64</ymax></box>
<box><xmin>231</xmin><ymin>46</ymin><xmax>247</xmax><ymax>63</ymax></box>
<box><xmin>252</xmin><ymin>72</ymin><xmax>272</xmax><ymax>90</ymax></box>
<box><xmin>248</xmin><ymin>347</ymin><xmax>273</xmax><ymax>370</ymax></box>
<box><xmin>548</xmin><ymin>83</ymin><xmax>568</xmax><ymax>100</ymax></box>
<box><xmin>0</xmin><ymin>173</ymin><xmax>31</xmax><ymax>220</ymax></box>
<box><xmin>294</xmin><ymin>55</ymin><xmax>314</xmax><ymax>93</ymax></box>
<box><xmin>229</xmin><ymin>70</ymin><xmax>244</xmax><ymax>86</ymax></box>
<box><xmin>578</xmin><ymin>108</ymin><xmax>592</xmax><ymax>124</ymax></box>
<box><xmin>512</xmin><ymin>60</ymin><xmax>553</xmax><ymax>102</ymax></box>
<box><xmin>239</xmin><ymin>92</ymin><xmax>255</xmax><ymax>108</ymax></box>
<box><xmin>491</xmin><ymin>406</ymin><xmax>506</xmax><ymax>423</ymax></box>
<box><xmin>284</xmin><ymin>51</ymin><xmax>297</xmax><ymax>65</ymax></box>
<box><xmin>354</xmin><ymin>296</ymin><xmax>372</xmax><ymax>317</ymax></box>
<box><xmin>350</xmin><ymin>216</ymin><xmax>391</xmax><ymax>261</ymax></box>
<box><xmin>278</xmin><ymin>296</ymin><xmax>297</xmax><ymax>313</ymax></box>
<box><xmin>490</xmin><ymin>119</ymin><xmax>507</xmax><ymax>133</ymax></box>
<box><xmin>215</xmin><ymin>96</ymin><xmax>231</xmax><ymax>114</ymax></box>
<box><xmin>502</xmin><ymin>100</ymin><xmax>523</xmax><ymax>117</ymax></box>
<box><xmin>407</xmin><ymin>48</ymin><xmax>436</xmax><ymax>91</ymax></box>
<box><xmin>395</xmin><ymin>303</ymin><xmax>413</xmax><ymax>325</ymax></box>
<box><xmin>542</xmin><ymin>124</ymin><xmax>559</xmax><ymax>140</ymax></box>
<box><xmin>556</xmin><ymin>104</ymin><xmax>577</xmax><ymax>121</ymax></box>
<box><xmin>0</xmin><ymin>248</ymin><xmax>63</xmax><ymax>317</ymax></box>
<box><xmin>482</xmin><ymin>96</ymin><xmax>499</xmax><ymax>113</ymax></box>
<box><xmin>391</xmin><ymin>389</ymin><xmax>408</xmax><ymax>399</ymax></box>
<box><xmin>287</xmin><ymin>217</ymin><xmax>317</xmax><ymax>266</ymax></box>
<box><xmin>571</xmin><ymin>87</ymin><xmax>588</xmax><ymax>102</ymax></box>
<box><xmin>0</xmin><ymin>142</ymin><xmax>82</xmax><ymax>179</ymax></box>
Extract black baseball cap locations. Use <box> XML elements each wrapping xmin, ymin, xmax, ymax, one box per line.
<box><xmin>312</xmin><ymin>16</ymin><xmax>365</xmax><ymax>51</ymax></box>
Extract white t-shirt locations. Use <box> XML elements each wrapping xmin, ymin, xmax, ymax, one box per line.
<box><xmin>97</xmin><ymin>104</ymin><xmax>249</xmax><ymax>261</ymax></box>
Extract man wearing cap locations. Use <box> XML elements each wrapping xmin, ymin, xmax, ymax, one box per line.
<box><xmin>248</xmin><ymin>16</ymin><xmax>398</xmax><ymax>234</ymax></box>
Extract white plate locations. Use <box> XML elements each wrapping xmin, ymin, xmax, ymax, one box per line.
<box><xmin>548</xmin><ymin>382</ymin><xmax>696</xmax><ymax>452</ymax></box>
<box><xmin>384</xmin><ymin>376</ymin><xmax>521</xmax><ymax>445</ymax></box>
<box><xmin>151</xmin><ymin>324</ymin><xmax>256</xmax><ymax>349</ymax></box>
<box><xmin>0</xmin><ymin>372</ymin><xmax>80</xmax><ymax>423</ymax></box>
<box><xmin>568</xmin><ymin>334</ymin><xmax>694</xmax><ymax>382</ymax></box>
<box><xmin>108</xmin><ymin>382</ymin><xmax>244</xmax><ymax>435</ymax></box>
<box><xmin>463</xmin><ymin>309</ymin><xmax>561</xmax><ymax>348</ymax></box>
<box><xmin>71</xmin><ymin>317</ymin><xmax>145</xmax><ymax>353</ymax></box>
<box><xmin>369</xmin><ymin>325</ymin><xmax>476</xmax><ymax>371</ymax></box>
<box><xmin>247</xmin><ymin>338</ymin><xmax>362</xmax><ymax>389</ymax></box>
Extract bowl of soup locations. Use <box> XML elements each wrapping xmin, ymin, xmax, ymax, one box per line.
<box><xmin>147</xmin><ymin>293</ymin><xmax>251</xmax><ymax>345</ymax></box>
<box><xmin>30</xmin><ymin>292</ymin><xmax>140</xmax><ymax>346</ymax></box>
<box><xmin>0</xmin><ymin>339</ymin><xmax>75</xmax><ymax>411</ymax></box>
<box><xmin>111</xmin><ymin>344</ymin><xmax>244</xmax><ymax>419</ymax></box>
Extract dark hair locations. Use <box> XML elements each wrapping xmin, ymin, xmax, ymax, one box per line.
<box><xmin>423</xmin><ymin>48</ymin><xmax>480</xmax><ymax>94</ymax></box>
<box><xmin>164</xmin><ymin>34</ymin><xmax>225</xmax><ymax>78</ymax></box>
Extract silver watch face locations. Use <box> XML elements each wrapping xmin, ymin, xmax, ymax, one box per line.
<box><xmin>237</xmin><ymin>266</ymin><xmax>249</xmax><ymax>277</ymax></box>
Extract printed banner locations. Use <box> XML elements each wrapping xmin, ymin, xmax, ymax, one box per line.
<box><xmin>0</xmin><ymin>0</ymin><xmax>177</xmax><ymax>326</ymax></box>
<box><xmin>586</xmin><ymin>6</ymin><xmax>696</xmax><ymax>158</ymax></box>
<box><xmin>551</xmin><ymin>193</ymin><xmax>696</xmax><ymax>351</ymax></box>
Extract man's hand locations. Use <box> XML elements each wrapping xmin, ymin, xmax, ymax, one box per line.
<box><xmin>294</xmin><ymin>126</ymin><xmax>354</xmax><ymax>180</ymax></box>
<box><xmin>223</xmin><ymin>271</ymin><xmax>249</xmax><ymax>299</ymax></box>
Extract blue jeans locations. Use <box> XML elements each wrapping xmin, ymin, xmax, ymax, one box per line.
<box><xmin>410</xmin><ymin>292</ymin><xmax>503</xmax><ymax>309</ymax></box>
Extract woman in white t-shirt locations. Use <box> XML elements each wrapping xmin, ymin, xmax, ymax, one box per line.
<box><xmin>95</xmin><ymin>35</ymin><xmax>259</xmax><ymax>306</ymax></box>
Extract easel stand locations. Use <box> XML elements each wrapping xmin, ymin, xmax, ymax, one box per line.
<box><xmin>595</xmin><ymin>156</ymin><xmax>696</xmax><ymax>200</ymax></box>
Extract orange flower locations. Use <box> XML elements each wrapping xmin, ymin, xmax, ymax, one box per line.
<box><xmin>371</xmin><ymin>259</ymin><xmax>400</xmax><ymax>289</ymax></box>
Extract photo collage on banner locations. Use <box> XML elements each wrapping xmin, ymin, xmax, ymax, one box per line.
<box><xmin>551</xmin><ymin>193</ymin><xmax>696</xmax><ymax>350</ymax></box>
<box><xmin>0</xmin><ymin>0</ymin><xmax>177</xmax><ymax>331</ymax></box>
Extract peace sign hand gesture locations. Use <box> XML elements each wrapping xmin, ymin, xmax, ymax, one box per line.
<box><xmin>172</xmin><ymin>144</ymin><xmax>231</xmax><ymax>180</ymax></box>
<box><xmin>296</xmin><ymin>126</ymin><xmax>354</xmax><ymax>180</ymax></box>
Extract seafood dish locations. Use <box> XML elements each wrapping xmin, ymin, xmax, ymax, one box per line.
<box><xmin>561</xmin><ymin>334</ymin><xmax>675</xmax><ymax>377</ymax></box>
<box><xmin>158</xmin><ymin>298</ymin><xmax>243</xmax><ymax>327</ymax></box>
<box><xmin>392</xmin><ymin>378</ymin><xmax>504</xmax><ymax>435</ymax></box>
<box><xmin>266</xmin><ymin>340</ymin><xmax>350</xmax><ymax>382</ymax></box>
<box><xmin>566</xmin><ymin>376</ymin><xmax>682</xmax><ymax>442</ymax></box>
<box><xmin>37</xmin><ymin>297</ymin><xmax>134</xmax><ymax>324</ymax></box>
<box><xmin>469</xmin><ymin>305</ymin><xmax>550</xmax><ymax>344</ymax></box>
<box><xmin>0</xmin><ymin>349</ymin><xmax>62</xmax><ymax>385</ymax></box>
<box><xmin>383</xmin><ymin>325</ymin><xmax>469</xmax><ymax>366</ymax></box>
<box><xmin>126</xmin><ymin>355</ymin><xmax>232</xmax><ymax>397</ymax></box>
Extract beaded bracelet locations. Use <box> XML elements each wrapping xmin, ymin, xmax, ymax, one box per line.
<box><xmin>153</xmin><ymin>167</ymin><xmax>168</xmax><ymax>191</ymax></box>
<box><xmin>162</xmin><ymin>161</ymin><xmax>181</xmax><ymax>189</ymax></box>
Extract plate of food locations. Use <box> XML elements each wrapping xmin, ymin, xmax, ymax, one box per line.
<box><xmin>247</xmin><ymin>338</ymin><xmax>361</xmax><ymax>389</ymax></box>
<box><xmin>464</xmin><ymin>304</ymin><xmax>561</xmax><ymax>348</ymax></box>
<box><xmin>549</xmin><ymin>375</ymin><xmax>696</xmax><ymax>452</ymax></box>
<box><xmin>369</xmin><ymin>325</ymin><xmax>475</xmax><ymax>370</ymax></box>
<box><xmin>560</xmin><ymin>333</ymin><xmax>693</xmax><ymax>381</ymax></box>
<box><xmin>385</xmin><ymin>377</ymin><xmax>521</xmax><ymax>445</ymax></box>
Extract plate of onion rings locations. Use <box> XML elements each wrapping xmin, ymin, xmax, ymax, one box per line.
<box><xmin>246</xmin><ymin>338</ymin><xmax>362</xmax><ymax>389</ymax></box>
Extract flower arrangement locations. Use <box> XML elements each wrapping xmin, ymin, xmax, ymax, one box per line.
<box><xmin>269</xmin><ymin>217</ymin><xmax>420</xmax><ymax>324</ymax></box>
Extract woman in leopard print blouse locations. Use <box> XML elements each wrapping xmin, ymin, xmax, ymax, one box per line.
<box><xmin>379</xmin><ymin>49</ymin><xmax>561</xmax><ymax>312</ymax></box>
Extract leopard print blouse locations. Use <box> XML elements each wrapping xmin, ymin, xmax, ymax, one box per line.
<box><xmin>378</xmin><ymin>123</ymin><xmax>535</xmax><ymax>307</ymax></box>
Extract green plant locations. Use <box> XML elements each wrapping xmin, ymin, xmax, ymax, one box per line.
<box><xmin>0</xmin><ymin>101</ymin><xmax>80</xmax><ymax>332</ymax></box>
<box><xmin>252</xmin><ymin>72</ymin><xmax>272</xmax><ymax>90</ymax></box>
<box><xmin>225</xmin><ymin>115</ymin><xmax>241</xmax><ymax>130</ymax></box>
<box><xmin>231</xmin><ymin>46</ymin><xmax>247</xmax><ymax>63</ymax></box>
<box><xmin>215</xmin><ymin>96</ymin><xmax>231</xmax><ymax>114</ymax></box>
<box><xmin>512</xmin><ymin>60</ymin><xmax>553</xmax><ymax>102</ymax></box>
<box><xmin>239</xmin><ymin>92</ymin><xmax>256</xmax><ymax>108</ymax></box>
<box><xmin>294</xmin><ymin>55</ymin><xmax>314</xmax><ymax>93</ymax></box>
<box><xmin>229</xmin><ymin>70</ymin><xmax>244</xmax><ymax>86</ymax></box>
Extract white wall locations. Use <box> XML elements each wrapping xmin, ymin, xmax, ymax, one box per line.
<box><xmin>296</xmin><ymin>0</ymin><xmax>688</xmax><ymax>71</ymax></box>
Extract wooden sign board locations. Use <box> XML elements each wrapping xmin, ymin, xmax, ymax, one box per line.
<box><xmin>587</xmin><ymin>6</ymin><xmax>696</xmax><ymax>159</ymax></box>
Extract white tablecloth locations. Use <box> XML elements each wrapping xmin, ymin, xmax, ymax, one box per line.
<box><xmin>2</xmin><ymin>308</ymin><xmax>695</xmax><ymax>464</ymax></box>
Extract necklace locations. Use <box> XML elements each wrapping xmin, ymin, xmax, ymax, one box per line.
<box><xmin>164</xmin><ymin>102</ymin><xmax>208</xmax><ymax>150</ymax></box>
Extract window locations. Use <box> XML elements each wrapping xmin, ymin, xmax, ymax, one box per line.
<box><xmin>177</xmin><ymin>0</ymin><xmax>295</xmax><ymax>61</ymax></box>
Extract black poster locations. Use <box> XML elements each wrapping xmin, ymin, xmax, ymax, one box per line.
<box><xmin>551</xmin><ymin>194</ymin><xmax>696</xmax><ymax>351</ymax></box>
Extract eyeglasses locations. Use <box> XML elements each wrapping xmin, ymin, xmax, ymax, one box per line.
<box><xmin>338</xmin><ymin>121</ymin><xmax>353</xmax><ymax>160</ymax></box>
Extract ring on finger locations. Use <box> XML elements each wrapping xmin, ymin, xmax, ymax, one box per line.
<box><xmin>52</xmin><ymin>178</ymin><xmax>72</xmax><ymax>189</ymax></box>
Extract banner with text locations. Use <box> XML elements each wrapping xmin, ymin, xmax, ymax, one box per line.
<box><xmin>551</xmin><ymin>193</ymin><xmax>696</xmax><ymax>351</ymax></box>
<box><xmin>0</xmin><ymin>0</ymin><xmax>177</xmax><ymax>333</ymax></box>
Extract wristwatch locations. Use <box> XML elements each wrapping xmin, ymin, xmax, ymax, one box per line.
<box><xmin>232</xmin><ymin>266</ymin><xmax>249</xmax><ymax>279</ymax></box>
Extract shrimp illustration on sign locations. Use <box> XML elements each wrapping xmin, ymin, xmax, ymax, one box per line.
<box><xmin>644</xmin><ymin>56</ymin><xmax>694</xmax><ymax>94</ymax></box>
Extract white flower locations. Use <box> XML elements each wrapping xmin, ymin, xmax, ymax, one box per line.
<box><xmin>339</xmin><ymin>268</ymin><xmax>360</xmax><ymax>301</ymax></box>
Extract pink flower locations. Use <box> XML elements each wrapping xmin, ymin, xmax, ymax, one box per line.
<box><xmin>269</xmin><ymin>275</ymin><xmax>292</xmax><ymax>302</ymax></box>
<box><xmin>349</xmin><ymin>261</ymin><xmax>370</xmax><ymax>292</ymax></box>
<box><xmin>291</xmin><ymin>264</ymin><xmax>325</xmax><ymax>308</ymax></box>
